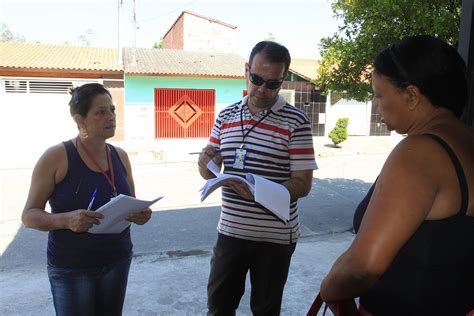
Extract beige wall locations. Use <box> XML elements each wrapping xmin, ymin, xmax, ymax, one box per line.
<box><xmin>182</xmin><ymin>14</ymin><xmax>236</xmax><ymax>54</ymax></box>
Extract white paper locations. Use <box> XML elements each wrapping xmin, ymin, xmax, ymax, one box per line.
<box><xmin>249</xmin><ymin>174</ymin><xmax>290</xmax><ymax>222</ymax></box>
<box><xmin>200</xmin><ymin>161</ymin><xmax>290</xmax><ymax>222</ymax></box>
<box><xmin>206</xmin><ymin>160</ymin><xmax>221</xmax><ymax>176</ymax></box>
<box><xmin>88</xmin><ymin>194</ymin><xmax>163</xmax><ymax>234</ymax></box>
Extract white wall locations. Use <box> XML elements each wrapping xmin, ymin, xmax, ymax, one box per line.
<box><xmin>325</xmin><ymin>92</ymin><xmax>371</xmax><ymax>136</ymax></box>
<box><xmin>183</xmin><ymin>14</ymin><xmax>237</xmax><ymax>54</ymax></box>
<box><xmin>0</xmin><ymin>93</ymin><xmax>77</xmax><ymax>168</ymax></box>
<box><xmin>124</xmin><ymin>102</ymin><xmax>155</xmax><ymax>141</ymax></box>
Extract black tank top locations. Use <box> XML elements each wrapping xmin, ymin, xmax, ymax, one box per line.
<box><xmin>47</xmin><ymin>140</ymin><xmax>133</xmax><ymax>268</ymax></box>
<box><xmin>353</xmin><ymin>134</ymin><xmax>474</xmax><ymax>315</ymax></box>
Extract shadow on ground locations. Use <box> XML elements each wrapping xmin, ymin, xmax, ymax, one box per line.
<box><xmin>1</xmin><ymin>178</ymin><xmax>371</xmax><ymax>272</ymax></box>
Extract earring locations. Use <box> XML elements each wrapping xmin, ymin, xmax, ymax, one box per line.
<box><xmin>79</xmin><ymin>127</ymin><xmax>89</xmax><ymax>140</ymax></box>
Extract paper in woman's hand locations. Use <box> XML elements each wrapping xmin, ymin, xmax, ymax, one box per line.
<box><xmin>88</xmin><ymin>194</ymin><xmax>163</xmax><ymax>234</ymax></box>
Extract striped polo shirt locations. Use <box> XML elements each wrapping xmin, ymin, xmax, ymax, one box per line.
<box><xmin>208</xmin><ymin>95</ymin><xmax>318</xmax><ymax>244</ymax></box>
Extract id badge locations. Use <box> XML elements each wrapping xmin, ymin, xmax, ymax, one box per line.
<box><xmin>233</xmin><ymin>147</ymin><xmax>247</xmax><ymax>169</ymax></box>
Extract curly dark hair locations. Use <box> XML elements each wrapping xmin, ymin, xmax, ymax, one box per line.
<box><xmin>68</xmin><ymin>83</ymin><xmax>112</xmax><ymax>117</ymax></box>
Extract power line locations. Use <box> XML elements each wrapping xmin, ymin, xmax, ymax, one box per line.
<box><xmin>139</xmin><ymin>0</ymin><xmax>197</xmax><ymax>24</ymax></box>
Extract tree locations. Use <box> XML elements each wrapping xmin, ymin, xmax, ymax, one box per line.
<box><xmin>316</xmin><ymin>0</ymin><xmax>462</xmax><ymax>101</ymax></box>
<box><xmin>77</xmin><ymin>29</ymin><xmax>95</xmax><ymax>46</ymax></box>
<box><xmin>0</xmin><ymin>23</ymin><xmax>26</xmax><ymax>42</ymax></box>
<box><xmin>265</xmin><ymin>32</ymin><xmax>276</xmax><ymax>41</ymax></box>
<box><xmin>152</xmin><ymin>37</ymin><xmax>163</xmax><ymax>49</ymax></box>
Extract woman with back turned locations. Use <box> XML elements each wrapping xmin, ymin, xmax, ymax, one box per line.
<box><xmin>320</xmin><ymin>35</ymin><xmax>474</xmax><ymax>315</ymax></box>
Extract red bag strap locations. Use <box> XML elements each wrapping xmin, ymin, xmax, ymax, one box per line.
<box><xmin>307</xmin><ymin>293</ymin><xmax>328</xmax><ymax>316</ymax></box>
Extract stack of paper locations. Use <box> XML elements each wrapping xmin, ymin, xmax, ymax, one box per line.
<box><xmin>200</xmin><ymin>161</ymin><xmax>290</xmax><ymax>222</ymax></box>
<box><xmin>88</xmin><ymin>194</ymin><xmax>163</xmax><ymax>234</ymax></box>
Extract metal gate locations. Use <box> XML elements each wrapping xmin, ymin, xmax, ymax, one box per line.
<box><xmin>155</xmin><ymin>88</ymin><xmax>215</xmax><ymax>138</ymax></box>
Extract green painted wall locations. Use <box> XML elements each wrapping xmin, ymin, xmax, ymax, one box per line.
<box><xmin>125</xmin><ymin>76</ymin><xmax>246</xmax><ymax>104</ymax></box>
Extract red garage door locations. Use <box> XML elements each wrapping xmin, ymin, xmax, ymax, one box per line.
<box><xmin>155</xmin><ymin>88</ymin><xmax>215</xmax><ymax>138</ymax></box>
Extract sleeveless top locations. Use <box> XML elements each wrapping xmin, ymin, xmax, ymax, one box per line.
<box><xmin>47</xmin><ymin>140</ymin><xmax>133</xmax><ymax>268</ymax></box>
<box><xmin>353</xmin><ymin>134</ymin><xmax>474</xmax><ymax>315</ymax></box>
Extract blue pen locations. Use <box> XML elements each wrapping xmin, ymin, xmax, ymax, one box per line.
<box><xmin>87</xmin><ymin>187</ymin><xmax>98</xmax><ymax>210</ymax></box>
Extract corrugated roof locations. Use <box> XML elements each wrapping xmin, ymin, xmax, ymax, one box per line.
<box><xmin>0</xmin><ymin>42</ymin><xmax>122</xmax><ymax>72</ymax></box>
<box><xmin>289</xmin><ymin>58</ymin><xmax>320</xmax><ymax>81</ymax></box>
<box><xmin>123</xmin><ymin>47</ymin><xmax>245</xmax><ymax>78</ymax></box>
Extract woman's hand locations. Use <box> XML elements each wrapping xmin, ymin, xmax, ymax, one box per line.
<box><xmin>66</xmin><ymin>210</ymin><xmax>104</xmax><ymax>233</ymax></box>
<box><xmin>125</xmin><ymin>207</ymin><xmax>152</xmax><ymax>225</ymax></box>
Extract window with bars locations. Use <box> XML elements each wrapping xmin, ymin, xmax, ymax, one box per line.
<box><xmin>2</xmin><ymin>79</ymin><xmax>74</xmax><ymax>94</ymax></box>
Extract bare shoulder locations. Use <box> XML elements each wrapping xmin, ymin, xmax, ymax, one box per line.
<box><xmin>111</xmin><ymin>145</ymin><xmax>130</xmax><ymax>161</ymax></box>
<box><xmin>33</xmin><ymin>142</ymin><xmax>68</xmax><ymax>183</ymax></box>
<box><xmin>384</xmin><ymin>134</ymin><xmax>447</xmax><ymax>170</ymax></box>
<box><xmin>38</xmin><ymin>143</ymin><xmax>67</xmax><ymax>165</ymax></box>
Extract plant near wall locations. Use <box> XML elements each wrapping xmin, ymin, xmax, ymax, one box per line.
<box><xmin>329</xmin><ymin>118</ymin><xmax>349</xmax><ymax>147</ymax></box>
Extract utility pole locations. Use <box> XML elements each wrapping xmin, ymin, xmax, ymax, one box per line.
<box><xmin>132</xmin><ymin>0</ymin><xmax>137</xmax><ymax>48</ymax></box>
<box><xmin>117</xmin><ymin>0</ymin><xmax>123</xmax><ymax>65</ymax></box>
<box><xmin>459</xmin><ymin>0</ymin><xmax>474</xmax><ymax>127</ymax></box>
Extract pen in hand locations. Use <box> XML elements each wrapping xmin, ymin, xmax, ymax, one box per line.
<box><xmin>189</xmin><ymin>149</ymin><xmax>221</xmax><ymax>155</ymax></box>
<box><xmin>87</xmin><ymin>187</ymin><xmax>98</xmax><ymax>210</ymax></box>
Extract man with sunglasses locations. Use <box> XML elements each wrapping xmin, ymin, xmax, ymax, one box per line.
<box><xmin>198</xmin><ymin>41</ymin><xmax>318</xmax><ymax>315</ymax></box>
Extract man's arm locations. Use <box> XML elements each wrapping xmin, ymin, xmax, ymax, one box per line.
<box><xmin>282</xmin><ymin>169</ymin><xmax>313</xmax><ymax>201</ymax></box>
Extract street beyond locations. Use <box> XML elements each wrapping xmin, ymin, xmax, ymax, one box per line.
<box><xmin>0</xmin><ymin>136</ymin><xmax>402</xmax><ymax>315</ymax></box>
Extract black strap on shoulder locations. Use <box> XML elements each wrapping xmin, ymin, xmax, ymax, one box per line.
<box><xmin>424</xmin><ymin>134</ymin><xmax>469</xmax><ymax>215</ymax></box>
<box><xmin>63</xmin><ymin>139</ymin><xmax>78</xmax><ymax>164</ymax></box>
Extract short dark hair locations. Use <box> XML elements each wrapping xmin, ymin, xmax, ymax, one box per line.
<box><xmin>373</xmin><ymin>35</ymin><xmax>467</xmax><ymax>117</ymax></box>
<box><xmin>249</xmin><ymin>41</ymin><xmax>291</xmax><ymax>74</ymax></box>
<box><xmin>68</xmin><ymin>83</ymin><xmax>112</xmax><ymax>117</ymax></box>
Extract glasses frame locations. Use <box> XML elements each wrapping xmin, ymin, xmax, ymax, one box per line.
<box><xmin>247</xmin><ymin>67</ymin><xmax>285</xmax><ymax>90</ymax></box>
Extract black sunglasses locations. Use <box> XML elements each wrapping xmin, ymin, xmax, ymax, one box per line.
<box><xmin>248</xmin><ymin>67</ymin><xmax>285</xmax><ymax>90</ymax></box>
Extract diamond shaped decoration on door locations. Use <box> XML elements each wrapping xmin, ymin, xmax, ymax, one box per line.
<box><xmin>167</xmin><ymin>94</ymin><xmax>203</xmax><ymax>128</ymax></box>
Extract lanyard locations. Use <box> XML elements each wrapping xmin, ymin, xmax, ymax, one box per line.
<box><xmin>76</xmin><ymin>138</ymin><xmax>117</xmax><ymax>197</ymax></box>
<box><xmin>240</xmin><ymin>105</ymin><xmax>272</xmax><ymax>146</ymax></box>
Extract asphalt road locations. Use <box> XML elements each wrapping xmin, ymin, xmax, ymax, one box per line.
<box><xmin>1</xmin><ymin>157</ymin><xmax>380</xmax><ymax>272</ymax></box>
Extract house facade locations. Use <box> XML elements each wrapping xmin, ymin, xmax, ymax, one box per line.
<box><xmin>121</xmin><ymin>47</ymin><xmax>246</xmax><ymax>160</ymax></box>
<box><xmin>0</xmin><ymin>42</ymin><xmax>124</xmax><ymax>168</ymax></box>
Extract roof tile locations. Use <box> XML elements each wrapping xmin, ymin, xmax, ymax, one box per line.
<box><xmin>123</xmin><ymin>47</ymin><xmax>245</xmax><ymax>78</ymax></box>
<box><xmin>0</xmin><ymin>42</ymin><xmax>121</xmax><ymax>72</ymax></box>
<box><xmin>289</xmin><ymin>58</ymin><xmax>320</xmax><ymax>81</ymax></box>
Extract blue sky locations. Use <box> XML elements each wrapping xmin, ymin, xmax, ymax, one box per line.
<box><xmin>1</xmin><ymin>0</ymin><xmax>341</xmax><ymax>59</ymax></box>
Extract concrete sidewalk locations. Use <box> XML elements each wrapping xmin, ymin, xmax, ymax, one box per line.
<box><xmin>1</xmin><ymin>232</ymin><xmax>354</xmax><ymax>315</ymax></box>
<box><xmin>0</xmin><ymin>135</ymin><xmax>402</xmax><ymax>315</ymax></box>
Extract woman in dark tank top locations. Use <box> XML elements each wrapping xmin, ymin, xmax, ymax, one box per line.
<box><xmin>319</xmin><ymin>36</ymin><xmax>474</xmax><ymax>315</ymax></box>
<box><xmin>22</xmin><ymin>83</ymin><xmax>152</xmax><ymax>316</ymax></box>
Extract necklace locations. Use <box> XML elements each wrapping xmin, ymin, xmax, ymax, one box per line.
<box><xmin>76</xmin><ymin>137</ymin><xmax>117</xmax><ymax>197</ymax></box>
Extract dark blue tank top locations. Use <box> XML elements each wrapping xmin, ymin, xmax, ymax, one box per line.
<box><xmin>47</xmin><ymin>140</ymin><xmax>133</xmax><ymax>268</ymax></box>
<box><xmin>353</xmin><ymin>134</ymin><xmax>474</xmax><ymax>315</ymax></box>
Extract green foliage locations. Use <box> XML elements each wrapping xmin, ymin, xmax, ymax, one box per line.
<box><xmin>265</xmin><ymin>32</ymin><xmax>276</xmax><ymax>41</ymax></box>
<box><xmin>77</xmin><ymin>29</ymin><xmax>95</xmax><ymax>46</ymax></box>
<box><xmin>0</xmin><ymin>23</ymin><xmax>25</xmax><ymax>42</ymax></box>
<box><xmin>316</xmin><ymin>0</ymin><xmax>462</xmax><ymax>101</ymax></box>
<box><xmin>152</xmin><ymin>37</ymin><xmax>163</xmax><ymax>49</ymax></box>
<box><xmin>329</xmin><ymin>118</ymin><xmax>349</xmax><ymax>146</ymax></box>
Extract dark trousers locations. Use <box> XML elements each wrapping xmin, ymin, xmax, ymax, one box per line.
<box><xmin>207</xmin><ymin>233</ymin><xmax>296</xmax><ymax>316</ymax></box>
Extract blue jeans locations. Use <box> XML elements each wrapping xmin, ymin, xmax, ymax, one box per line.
<box><xmin>47</xmin><ymin>256</ymin><xmax>131</xmax><ymax>316</ymax></box>
<box><xmin>207</xmin><ymin>234</ymin><xmax>296</xmax><ymax>316</ymax></box>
